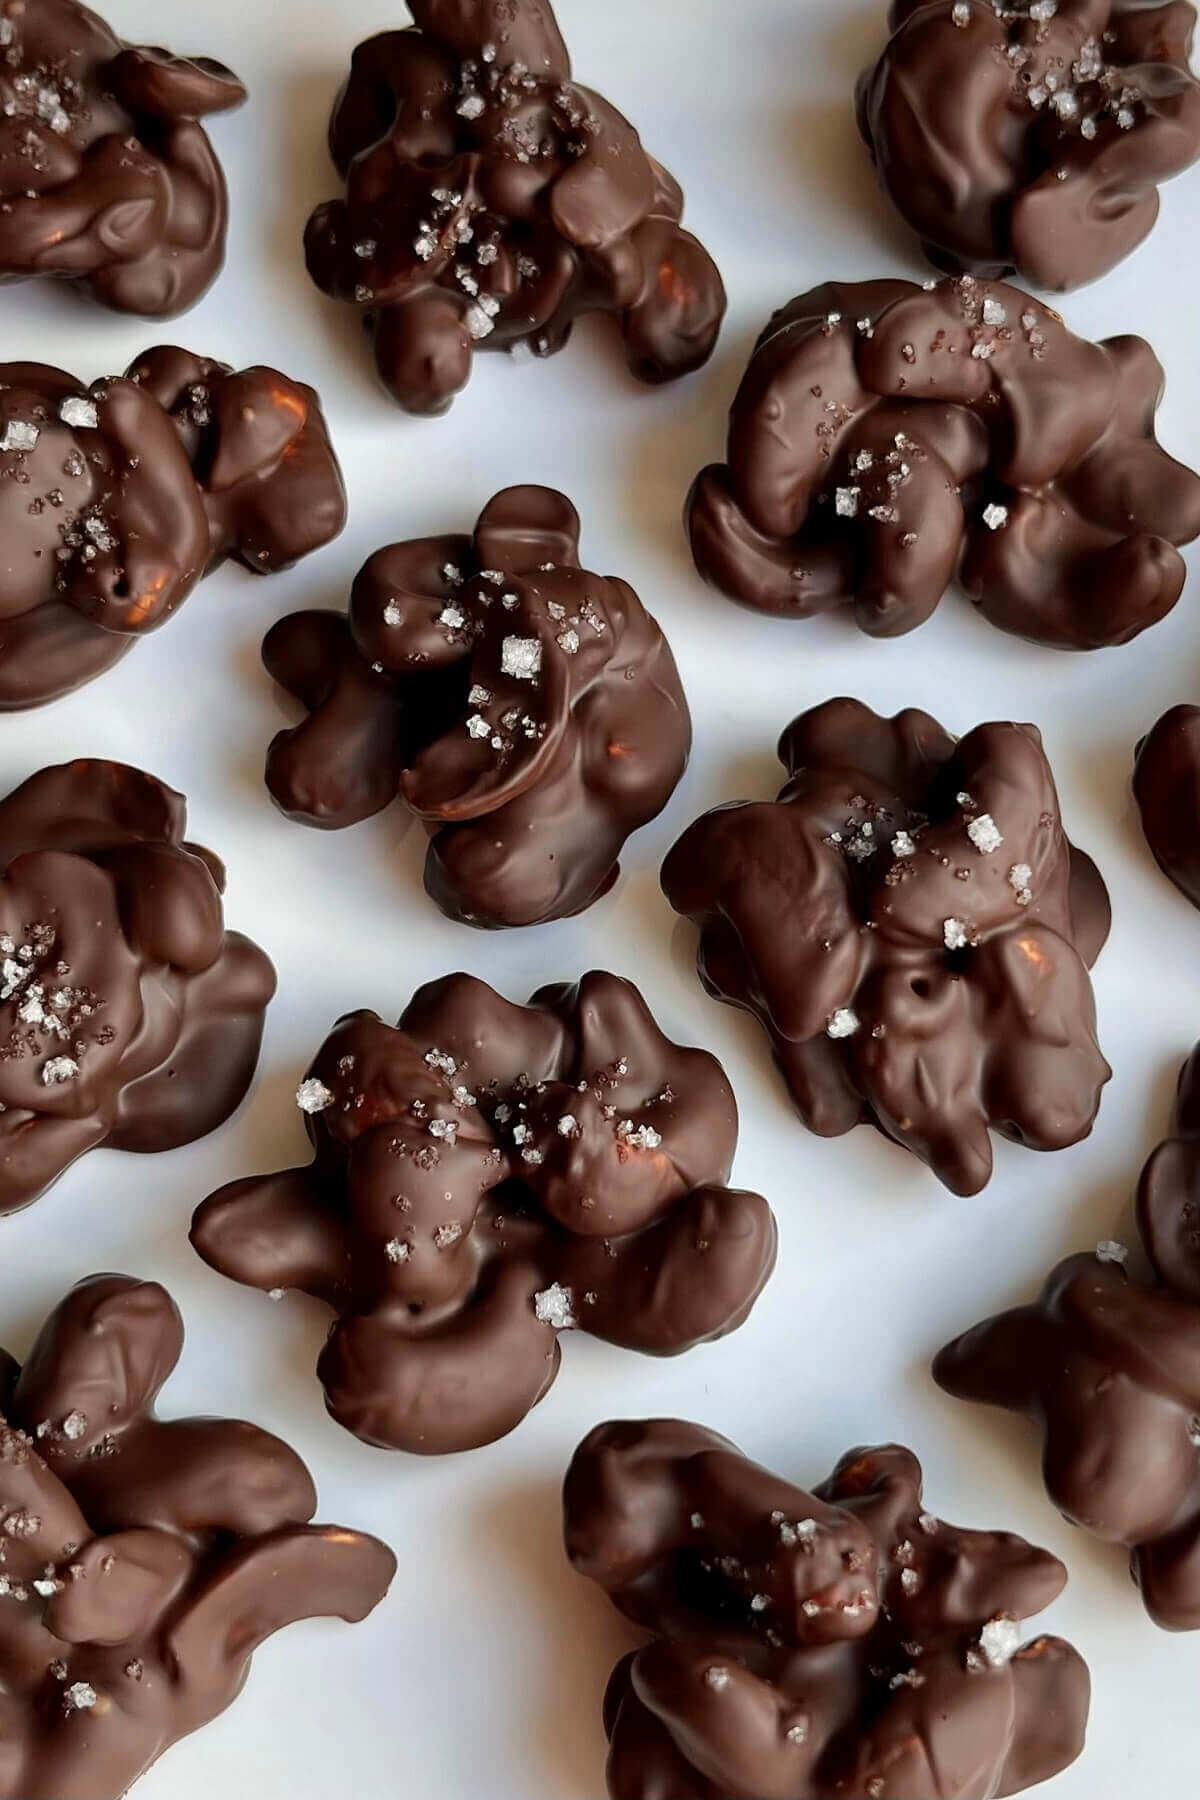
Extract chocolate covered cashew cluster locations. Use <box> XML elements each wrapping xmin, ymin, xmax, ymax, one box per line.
<box><xmin>0</xmin><ymin>759</ymin><xmax>276</xmax><ymax>1214</ymax></box>
<box><xmin>0</xmin><ymin>1275</ymin><xmax>395</xmax><ymax>1800</ymax></box>
<box><xmin>304</xmin><ymin>0</ymin><xmax>725</xmax><ymax>414</ymax></box>
<box><xmin>858</xmin><ymin>0</ymin><xmax>1200</xmax><ymax>292</ymax></box>
<box><xmin>191</xmin><ymin>972</ymin><xmax>776</xmax><ymax>1455</ymax></box>
<box><xmin>1134</xmin><ymin>704</ymin><xmax>1200</xmax><ymax>913</ymax></box>
<box><xmin>264</xmin><ymin>485</ymin><xmax>690</xmax><ymax>928</ymax></box>
<box><xmin>0</xmin><ymin>0</ymin><xmax>246</xmax><ymax>316</ymax></box>
<box><xmin>937</xmin><ymin>1042</ymin><xmax>1200</xmax><ymax>1629</ymax></box>
<box><xmin>564</xmin><ymin>1420</ymin><xmax>1089</xmax><ymax>1799</ymax></box>
<box><xmin>0</xmin><ymin>346</ymin><xmax>346</xmax><ymax>709</ymax></box>
<box><xmin>662</xmin><ymin>697</ymin><xmax>1112</xmax><ymax>1195</ymax></box>
<box><xmin>687</xmin><ymin>277</ymin><xmax>1200</xmax><ymax>648</ymax></box>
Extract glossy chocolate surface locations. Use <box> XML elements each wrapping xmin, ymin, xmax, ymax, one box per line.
<box><xmin>687</xmin><ymin>276</ymin><xmax>1200</xmax><ymax>648</ymax></box>
<box><xmin>937</xmin><ymin>1042</ymin><xmax>1200</xmax><ymax>1629</ymax></box>
<box><xmin>662</xmin><ymin>697</ymin><xmax>1111</xmax><ymax>1194</ymax></box>
<box><xmin>0</xmin><ymin>760</ymin><xmax>275</xmax><ymax>1214</ymax></box>
<box><xmin>1134</xmin><ymin>703</ymin><xmax>1200</xmax><ymax>912</ymax></box>
<box><xmin>0</xmin><ymin>0</ymin><xmax>245</xmax><ymax>315</ymax></box>
<box><xmin>0</xmin><ymin>346</ymin><xmax>346</xmax><ymax>709</ymax></box>
<box><xmin>0</xmin><ymin>1275</ymin><xmax>395</xmax><ymax>1799</ymax></box>
<box><xmin>192</xmin><ymin>972</ymin><xmax>776</xmax><ymax>1455</ymax></box>
<box><xmin>564</xmin><ymin>1420</ymin><xmax>1089</xmax><ymax>1798</ymax></box>
<box><xmin>858</xmin><ymin>0</ymin><xmax>1200</xmax><ymax>292</ymax></box>
<box><xmin>304</xmin><ymin>0</ymin><xmax>725</xmax><ymax>413</ymax></box>
<box><xmin>264</xmin><ymin>485</ymin><xmax>690</xmax><ymax>929</ymax></box>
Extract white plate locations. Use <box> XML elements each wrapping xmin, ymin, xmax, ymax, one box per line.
<box><xmin>2</xmin><ymin>1</ymin><xmax>1199</xmax><ymax>1795</ymax></box>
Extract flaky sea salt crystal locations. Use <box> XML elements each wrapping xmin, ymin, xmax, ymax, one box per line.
<box><xmin>978</xmin><ymin>1617</ymin><xmax>1021</xmax><ymax>1667</ymax></box>
<box><xmin>835</xmin><ymin>486</ymin><xmax>860</xmax><ymax>518</ymax></box>
<box><xmin>982</xmin><ymin>503</ymin><xmax>1009</xmax><ymax>530</ymax></box>
<box><xmin>982</xmin><ymin>297</ymin><xmax>1007</xmax><ymax>325</ymax></box>
<box><xmin>892</xmin><ymin>831</ymin><xmax>916</xmax><ymax>857</ymax></box>
<box><xmin>61</xmin><ymin>1412</ymin><xmax>86</xmax><ymax>1440</ymax></box>
<box><xmin>64</xmin><ymin>1683</ymin><xmax>96</xmax><ymax>1712</ymax></box>
<box><xmin>296</xmin><ymin>1077</ymin><xmax>333</xmax><ymax>1113</ymax></box>
<box><xmin>501</xmin><ymin>636</ymin><xmax>542</xmax><ymax>681</ymax></box>
<box><xmin>943</xmin><ymin>919</ymin><xmax>969</xmax><ymax>951</ymax></box>
<box><xmin>385</xmin><ymin>1239</ymin><xmax>411</xmax><ymax>1264</ymax></box>
<box><xmin>41</xmin><ymin>1058</ymin><xmax>78</xmax><ymax>1086</ymax></box>
<box><xmin>59</xmin><ymin>397</ymin><xmax>98</xmax><ymax>431</ymax></box>
<box><xmin>826</xmin><ymin>1008</ymin><xmax>859</xmax><ymax>1039</ymax></box>
<box><xmin>704</xmin><ymin>1666</ymin><xmax>731</xmax><ymax>1691</ymax></box>
<box><xmin>533</xmin><ymin>1283</ymin><xmax>575</xmax><ymax>1329</ymax></box>
<box><xmin>616</xmin><ymin>1120</ymin><xmax>662</xmax><ymax>1151</ymax></box>
<box><xmin>1</xmin><ymin>420</ymin><xmax>39</xmax><ymax>453</ymax></box>
<box><xmin>457</xmin><ymin>94</ymin><xmax>486</xmax><ymax>119</ymax></box>
<box><xmin>1095</xmin><ymin>1240</ymin><xmax>1128</xmax><ymax>1265</ymax></box>
<box><xmin>967</xmin><ymin>814</ymin><xmax>1003</xmax><ymax>854</ymax></box>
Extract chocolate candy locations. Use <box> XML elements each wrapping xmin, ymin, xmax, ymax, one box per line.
<box><xmin>0</xmin><ymin>347</ymin><xmax>346</xmax><ymax>710</ymax></box>
<box><xmin>1134</xmin><ymin>704</ymin><xmax>1200</xmax><ymax>912</ymax></box>
<box><xmin>304</xmin><ymin>0</ymin><xmax>725</xmax><ymax>414</ymax></box>
<box><xmin>0</xmin><ymin>0</ymin><xmax>245</xmax><ymax>316</ymax></box>
<box><xmin>564</xmin><ymin>1420</ymin><xmax>1089</xmax><ymax>1799</ymax></box>
<box><xmin>661</xmin><ymin>697</ymin><xmax>1111</xmax><ymax>1195</ymax></box>
<box><xmin>191</xmin><ymin>972</ymin><xmax>776</xmax><ymax>1455</ymax></box>
<box><xmin>0</xmin><ymin>760</ymin><xmax>275</xmax><ymax>1215</ymax></box>
<box><xmin>0</xmin><ymin>1275</ymin><xmax>395</xmax><ymax>1800</ymax></box>
<box><xmin>858</xmin><ymin>0</ymin><xmax>1200</xmax><ymax>292</ymax></box>
<box><xmin>687</xmin><ymin>277</ymin><xmax>1200</xmax><ymax>648</ymax></box>
<box><xmin>936</xmin><ymin>1043</ymin><xmax>1200</xmax><ymax>1629</ymax></box>
<box><xmin>264</xmin><ymin>485</ymin><xmax>690</xmax><ymax>928</ymax></box>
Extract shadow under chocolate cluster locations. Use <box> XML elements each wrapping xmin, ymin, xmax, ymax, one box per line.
<box><xmin>0</xmin><ymin>1275</ymin><xmax>395</xmax><ymax>1800</ymax></box>
<box><xmin>858</xmin><ymin>0</ymin><xmax>1200</xmax><ymax>292</ymax></box>
<box><xmin>264</xmin><ymin>485</ymin><xmax>690</xmax><ymax>928</ymax></box>
<box><xmin>304</xmin><ymin>0</ymin><xmax>726</xmax><ymax>413</ymax></box>
<box><xmin>564</xmin><ymin>1420</ymin><xmax>1089</xmax><ymax>1799</ymax></box>
<box><xmin>0</xmin><ymin>760</ymin><xmax>276</xmax><ymax>1215</ymax></box>
<box><xmin>192</xmin><ymin>972</ymin><xmax>776</xmax><ymax>1456</ymax></box>
<box><xmin>662</xmin><ymin>697</ymin><xmax>1112</xmax><ymax>1195</ymax></box>
<box><xmin>0</xmin><ymin>346</ymin><xmax>346</xmax><ymax>708</ymax></box>
<box><xmin>0</xmin><ymin>0</ymin><xmax>246</xmax><ymax>316</ymax></box>
<box><xmin>936</xmin><ymin>1041</ymin><xmax>1200</xmax><ymax>1629</ymax></box>
<box><xmin>688</xmin><ymin>276</ymin><xmax>1200</xmax><ymax>648</ymax></box>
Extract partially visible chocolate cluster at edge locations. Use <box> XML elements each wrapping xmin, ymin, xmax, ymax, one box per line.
<box><xmin>661</xmin><ymin>697</ymin><xmax>1112</xmax><ymax>1196</ymax></box>
<box><xmin>0</xmin><ymin>346</ymin><xmax>347</xmax><ymax>709</ymax></box>
<box><xmin>563</xmin><ymin>1420</ymin><xmax>1090</xmax><ymax>1799</ymax></box>
<box><xmin>0</xmin><ymin>0</ymin><xmax>246</xmax><ymax>316</ymax></box>
<box><xmin>1134</xmin><ymin>704</ymin><xmax>1200</xmax><ymax>913</ymax></box>
<box><xmin>303</xmin><ymin>0</ymin><xmax>726</xmax><ymax>414</ymax></box>
<box><xmin>858</xmin><ymin>0</ymin><xmax>1200</xmax><ymax>293</ymax></box>
<box><xmin>263</xmin><ymin>485</ymin><xmax>691</xmax><ymax>929</ymax></box>
<box><xmin>191</xmin><ymin>972</ymin><xmax>776</xmax><ymax>1455</ymax></box>
<box><xmin>0</xmin><ymin>1275</ymin><xmax>395</xmax><ymax>1800</ymax></box>
<box><xmin>0</xmin><ymin>760</ymin><xmax>276</xmax><ymax>1215</ymax></box>
<box><xmin>936</xmin><ymin>1041</ymin><xmax>1200</xmax><ymax>1630</ymax></box>
<box><xmin>687</xmin><ymin>276</ymin><xmax>1200</xmax><ymax>648</ymax></box>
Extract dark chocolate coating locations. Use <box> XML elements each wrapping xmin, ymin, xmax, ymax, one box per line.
<box><xmin>304</xmin><ymin>0</ymin><xmax>726</xmax><ymax>414</ymax></box>
<box><xmin>191</xmin><ymin>972</ymin><xmax>776</xmax><ymax>1455</ymax></box>
<box><xmin>1134</xmin><ymin>703</ymin><xmax>1200</xmax><ymax>912</ymax></box>
<box><xmin>858</xmin><ymin>0</ymin><xmax>1200</xmax><ymax>293</ymax></box>
<box><xmin>263</xmin><ymin>485</ymin><xmax>691</xmax><ymax>929</ymax></box>
<box><xmin>564</xmin><ymin>1420</ymin><xmax>1089</xmax><ymax>1799</ymax></box>
<box><xmin>0</xmin><ymin>1275</ymin><xmax>395</xmax><ymax>1800</ymax></box>
<box><xmin>936</xmin><ymin>1043</ymin><xmax>1200</xmax><ymax>1629</ymax></box>
<box><xmin>0</xmin><ymin>0</ymin><xmax>245</xmax><ymax>316</ymax></box>
<box><xmin>0</xmin><ymin>759</ymin><xmax>276</xmax><ymax>1215</ymax></box>
<box><xmin>661</xmin><ymin>697</ymin><xmax>1112</xmax><ymax>1195</ymax></box>
<box><xmin>0</xmin><ymin>346</ymin><xmax>347</xmax><ymax>709</ymax></box>
<box><xmin>687</xmin><ymin>277</ymin><xmax>1200</xmax><ymax>648</ymax></box>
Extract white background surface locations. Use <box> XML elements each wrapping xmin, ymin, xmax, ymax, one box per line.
<box><xmin>3</xmin><ymin>1</ymin><xmax>1200</xmax><ymax>1795</ymax></box>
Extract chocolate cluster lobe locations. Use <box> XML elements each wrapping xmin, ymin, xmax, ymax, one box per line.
<box><xmin>858</xmin><ymin>0</ymin><xmax>1200</xmax><ymax>291</ymax></box>
<box><xmin>264</xmin><ymin>485</ymin><xmax>690</xmax><ymax>928</ymax></box>
<box><xmin>0</xmin><ymin>348</ymin><xmax>346</xmax><ymax>709</ymax></box>
<box><xmin>304</xmin><ymin>0</ymin><xmax>725</xmax><ymax>413</ymax></box>
<box><xmin>192</xmin><ymin>972</ymin><xmax>776</xmax><ymax>1455</ymax></box>
<box><xmin>0</xmin><ymin>760</ymin><xmax>276</xmax><ymax>1214</ymax></box>
<box><xmin>0</xmin><ymin>1275</ymin><xmax>394</xmax><ymax>1800</ymax></box>
<box><xmin>564</xmin><ymin>1419</ymin><xmax>1089</xmax><ymax>1799</ymax></box>
<box><xmin>662</xmin><ymin>696</ymin><xmax>1111</xmax><ymax>1194</ymax></box>
<box><xmin>0</xmin><ymin>0</ymin><xmax>246</xmax><ymax>316</ymax></box>
<box><xmin>1134</xmin><ymin>704</ymin><xmax>1200</xmax><ymax>913</ymax></box>
<box><xmin>936</xmin><ymin>1043</ymin><xmax>1200</xmax><ymax>1628</ymax></box>
<box><xmin>687</xmin><ymin>276</ymin><xmax>1200</xmax><ymax>649</ymax></box>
